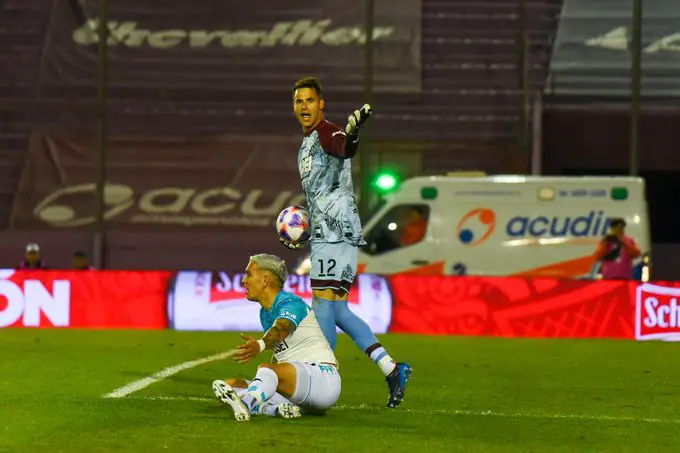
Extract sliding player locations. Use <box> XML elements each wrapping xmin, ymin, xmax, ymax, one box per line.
<box><xmin>281</xmin><ymin>77</ymin><xmax>411</xmax><ymax>408</ymax></box>
<box><xmin>212</xmin><ymin>253</ymin><xmax>340</xmax><ymax>421</ymax></box>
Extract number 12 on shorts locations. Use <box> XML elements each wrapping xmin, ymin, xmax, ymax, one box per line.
<box><xmin>317</xmin><ymin>259</ymin><xmax>336</xmax><ymax>277</ymax></box>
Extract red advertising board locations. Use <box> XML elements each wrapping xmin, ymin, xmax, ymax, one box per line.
<box><xmin>2</xmin><ymin>269</ymin><xmax>680</xmax><ymax>341</ymax></box>
<box><xmin>0</xmin><ymin>269</ymin><xmax>171</xmax><ymax>328</ymax></box>
<box><xmin>388</xmin><ymin>275</ymin><xmax>680</xmax><ymax>342</ymax></box>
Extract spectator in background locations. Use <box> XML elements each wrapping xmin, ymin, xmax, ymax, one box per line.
<box><xmin>594</xmin><ymin>218</ymin><xmax>641</xmax><ymax>279</ymax></box>
<box><xmin>17</xmin><ymin>243</ymin><xmax>48</xmax><ymax>269</ymax></box>
<box><xmin>73</xmin><ymin>251</ymin><xmax>94</xmax><ymax>270</ymax></box>
<box><xmin>400</xmin><ymin>207</ymin><xmax>428</xmax><ymax>247</ymax></box>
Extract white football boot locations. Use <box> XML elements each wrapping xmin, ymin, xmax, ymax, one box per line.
<box><xmin>276</xmin><ymin>403</ymin><xmax>302</xmax><ymax>419</ymax></box>
<box><xmin>212</xmin><ymin>380</ymin><xmax>251</xmax><ymax>422</ymax></box>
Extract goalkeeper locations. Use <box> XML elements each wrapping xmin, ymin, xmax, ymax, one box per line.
<box><xmin>282</xmin><ymin>77</ymin><xmax>412</xmax><ymax>408</ymax></box>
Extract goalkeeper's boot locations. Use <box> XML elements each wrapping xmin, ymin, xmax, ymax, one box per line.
<box><xmin>212</xmin><ymin>380</ymin><xmax>251</xmax><ymax>421</ymax></box>
<box><xmin>386</xmin><ymin>362</ymin><xmax>412</xmax><ymax>408</ymax></box>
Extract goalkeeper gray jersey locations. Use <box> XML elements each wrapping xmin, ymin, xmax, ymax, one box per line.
<box><xmin>297</xmin><ymin>119</ymin><xmax>366</xmax><ymax>246</ymax></box>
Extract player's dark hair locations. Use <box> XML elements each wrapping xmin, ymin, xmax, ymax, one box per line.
<box><xmin>74</xmin><ymin>250</ymin><xmax>87</xmax><ymax>258</ymax></box>
<box><xmin>293</xmin><ymin>77</ymin><xmax>323</xmax><ymax>99</ymax></box>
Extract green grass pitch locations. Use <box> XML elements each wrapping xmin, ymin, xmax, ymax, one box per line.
<box><xmin>1</xmin><ymin>330</ymin><xmax>679</xmax><ymax>452</ymax></box>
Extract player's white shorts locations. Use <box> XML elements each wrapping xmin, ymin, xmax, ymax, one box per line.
<box><xmin>235</xmin><ymin>362</ymin><xmax>341</xmax><ymax>413</ymax></box>
<box><xmin>310</xmin><ymin>241</ymin><xmax>358</xmax><ymax>294</ymax></box>
<box><xmin>289</xmin><ymin>361</ymin><xmax>341</xmax><ymax>412</ymax></box>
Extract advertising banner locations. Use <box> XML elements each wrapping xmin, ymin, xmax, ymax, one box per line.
<box><xmin>3</xmin><ymin>269</ymin><xmax>680</xmax><ymax>342</ymax></box>
<box><xmin>167</xmin><ymin>271</ymin><xmax>392</xmax><ymax>333</ymax></box>
<box><xmin>11</xmin><ymin>133</ymin><xmax>309</xmax><ymax>271</ymax></box>
<box><xmin>14</xmin><ymin>134</ymin><xmax>305</xmax><ymax>232</ymax></box>
<box><xmin>389</xmin><ymin>275</ymin><xmax>636</xmax><ymax>338</ymax></box>
<box><xmin>635</xmin><ymin>282</ymin><xmax>680</xmax><ymax>341</ymax></box>
<box><xmin>389</xmin><ymin>275</ymin><xmax>680</xmax><ymax>342</ymax></box>
<box><xmin>0</xmin><ymin>269</ymin><xmax>170</xmax><ymax>328</ymax></box>
<box><xmin>37</xmin><ymin>0</ymin><xmax>422</xmax><ymax>96</ymax></box>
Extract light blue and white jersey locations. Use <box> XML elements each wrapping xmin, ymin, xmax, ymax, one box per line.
<box><xmin>259</xmin><ymin>291</ymin><xmax>337</xmax><ymax>365</ymax></box>
<box><xmin>298</xmin><ymin>119</ymin><xmax>366</xmax><ymax>247</ymax></box>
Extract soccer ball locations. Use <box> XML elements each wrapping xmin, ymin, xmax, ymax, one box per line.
<box><xmin>276</xmin><ymin>206</ymin><xmax>311</xmax><ymax>245</ymax></box>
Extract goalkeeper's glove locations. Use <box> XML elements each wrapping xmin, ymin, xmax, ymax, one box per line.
<box><xmin>345</xmin><ymin>104</ymin><xmax>373</xmax><ymax>137</ymax></box>
<box><xmin>280</xmin><ymin>237</ymin><xmax>305</xmax><ymax>250</ymax></box>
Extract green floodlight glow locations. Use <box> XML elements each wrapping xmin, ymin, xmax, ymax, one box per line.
<box><xmin>374</xmin><ymin>172</ymin><xmax>399</xmax><ymax>193</ymax></box>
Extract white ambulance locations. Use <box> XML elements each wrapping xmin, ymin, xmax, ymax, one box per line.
<box><xmin>296</xmin><ymin>175</ymin><xmax>651</xmax><ymax>280</ymax></box>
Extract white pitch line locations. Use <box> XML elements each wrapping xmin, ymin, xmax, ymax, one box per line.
<box><xmin>102</xmin><ymin>354</ymin><xmax>680</xmax><ymax>426</ymax></box>
<box><xmin>127</xmin><ymin>395</ymin><xmax>680</xmax><ymax>425</ymax></box>
<box><xmin>102</xmin><ymin>350</ymin><xmax>238</xmax><ymax>399</ymax></box>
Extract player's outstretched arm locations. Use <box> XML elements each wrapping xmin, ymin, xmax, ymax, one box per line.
<box><xmin>234</xmin><ymin>319</ymin><xmax>296</xmax><ymax>364</ymax></box>
<box><xmin>318</xmin><ymin>104</ymin><xmax>373</xmax><ymax>160</ymax></box>
<box><xmin>345</xmin><ymin>104</ymin><xmax>373</xmax><ymax>136</ymax></box>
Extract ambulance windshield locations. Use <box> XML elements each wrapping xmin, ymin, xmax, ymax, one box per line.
<box><xmin>362</xmin><ymin>204</ymin><xmax>430</xmax><ymax>255</ymax></box>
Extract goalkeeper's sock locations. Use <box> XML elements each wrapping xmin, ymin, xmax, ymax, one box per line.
<box><xmin>333</xmin><ymin>300</ymin><xmax>379</xmax><ymax>351</ymax></box>
<box><xmin>367</xmin><ymin>345</ymin><xmax>397</xmax><ymax>376</ymax></box>
<box><xmin>312</xmin><ymin>296</ymin><xmax>337</xmax><ymax>349</ymax></box>
<box><xmin>241</xmin><ymin>367</ymin><xmax>278</xmax><ymax>412</ymax></box>
<box><xmin>334</xmin><ymin>300</ymin><xmax>397</xmax><ymax>375</ymax></box>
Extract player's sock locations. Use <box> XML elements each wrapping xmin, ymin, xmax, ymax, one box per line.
<box><xmin>366</xmin><ymin>344</ymin><xmax>397</xmax><ymax>376</ymax></box>
<box><xmin>240</xmin><ymin>367</ymin><xmax>278</xmax><ymax>412</ymax></box>
<box><xmin>234</xmin><ymin>386</ymin><xmax>291</xmax><ymax>417</ymax></box>
<box><xmin>258</xmin><ymin>403</ymin><xmax>279</xmax><ymax>417</ymax></box>
<box><xmin>333</xmin><ymin>300</ymin><xmax>380</xmax><ymax>351</ymax></box>
<box><xmin>312</xmin><ymin>296</ymin><xmax>337</xmax><ymax>349</ymax></box>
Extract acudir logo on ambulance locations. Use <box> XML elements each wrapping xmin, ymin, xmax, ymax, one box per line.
<box><xmin>505</xmin><ymin>211</ymin><xmax>612</xmax><ymax>238</ymax></box>
<box><xmin>457</xmin><ymin>209</ymin><xmax>613</xmax><ymax>245</ymax></box>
